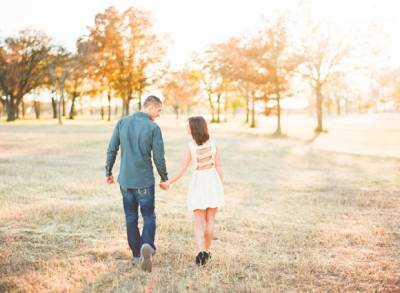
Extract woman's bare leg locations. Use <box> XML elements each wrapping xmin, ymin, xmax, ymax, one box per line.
<box><xmin>193</xmin><ymin>209</ymin><xmax>207</xmax><ymax>253</ymax></box>
<box><xmin>204</xmin><ymin>208</ymin><xmax>218</xmax><ymax>251</ymax></box>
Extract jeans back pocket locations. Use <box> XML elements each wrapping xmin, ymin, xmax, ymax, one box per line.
<box><xmin>137</xmin><ymin>187</ymin><xmax>148</xmax><ymax>196</ymax></box>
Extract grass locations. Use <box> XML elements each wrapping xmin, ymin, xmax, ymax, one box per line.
<box><xmin>0</xmin><ymin>113</ymin><xmax>399</xmax><ymax>292</ymax></box>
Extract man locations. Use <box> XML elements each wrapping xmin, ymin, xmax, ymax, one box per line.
<box><xmin>105</xmin><ymin>95</ymin><xmax>169</xmax><ymax>272</ymax></box>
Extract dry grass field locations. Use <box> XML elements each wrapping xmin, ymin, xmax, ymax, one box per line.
<box><xmin>0</xmin><ymin>113</ymin><xmax>399</xmax><ymax>292</ymax></box>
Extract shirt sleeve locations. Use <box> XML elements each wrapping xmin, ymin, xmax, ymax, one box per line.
<box><xmin>105</xmin><ymin>120</ymin><xmax>121</xmax><ymax>176</ymax></box>
<box><xmin>152</xmin><ymin>125</ymin><xmax>168</xmax><ymax>182</ymax></box>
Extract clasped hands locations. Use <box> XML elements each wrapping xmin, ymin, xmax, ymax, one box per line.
<box><xmin>107</xmin><ymin>175</ymin><xmax>170</xmax><ymax>190</ymax></box>
<box><xmin>159</xmin><ymin>180</ymin><xmax>170</xmax><ymax>190</ymax></box>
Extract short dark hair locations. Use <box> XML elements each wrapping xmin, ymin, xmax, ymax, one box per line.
<box><xmin>143</xmin><ymin>95</ymin><xmax>162</xmax><ymax>108</ymax></box>
<box><xmin>188</xmin><ymin>116</ymin><xmax>210</xmax><ymax>146</ymax></box>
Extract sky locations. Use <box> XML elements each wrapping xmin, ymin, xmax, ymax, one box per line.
<box><xmin>1</xmin><ymin>0</ymin><xmax>400</xmax><ymax>69</ymax></box>
<box><xmin>1</xmin><ymin>0</ymin><xmax>400</xmax><ymax>108</ymax></box>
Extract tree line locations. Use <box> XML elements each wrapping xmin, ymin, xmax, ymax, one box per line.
<box><xmin>1</xmin><ymin>6</ymin><xmax>399</xmax><ymax>133</ymax></box>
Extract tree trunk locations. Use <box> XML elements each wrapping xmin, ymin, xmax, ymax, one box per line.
<box><xmin>216</xmin><ymin>94</ymin><xmax>221</xmax><ymax>123</ymax></box>
<box><xmin>115</xmin><ymin>103</ymin><xmax>118</xmax><ymax>116</ymax></box>
<box><xmin>250</xmin><ymin>94</ymin><xmax>256</xmax><ymax>128</ymax></box>
<box><xmin>51</xmin><ymin>97</ymin><xmax>57</xmax><ymax>118</ymax></box>
<box><xmin>21</xmin><ymin>100</ymin><xmax>25</xmax><ymax>119</ymax></box>
<box><xmin>224</xmin><ymin>95</ymin><xmax>228</xmax><ymax>123</ymax></box>
<box><xmin>34</xmin><ymin>100</ymin><xmax>41</xmax><ymax>119</ymax></box>
<box><xmin>62</xmin><ymin>99</ymin><xmax>66</xmax><ymax>117</ymax></box>
<box><xmin>15</xmin><ymin>100</ymin><xmax>20</xmax><ymax>119</ymax></box>
<box><xmin>122</xmin><ymin>99</ymin><xmax>129</xmax><ymax>116</ymax></box>
<box><xmin>245</xmin><ymin>94</ymin><xmax>250</xmax><ymax>124</ymax></box>
<box><xmin>208</xmin><ymin>93</ymin><xmax>215</xmax><ymax>123</ymax></box>
<box><xmin>122</xmin><ymin>100</ymin><xmax>126</xmax><ymax>117</ymax></box>
<box><xmin>275</xmin><ymin>90</ymin><xmax>282</xmax><ymax>135</ymax></box>
<box><xmin>6</xmin><ymin>96</ymin><xmax>17</xmax><ymax>122</ymax></box>
<box><xmin>0</xmin><ymin>100</ymin><xmax>3</xmax><ymax>120</ymax></box>
<box><xmin>336</xmin><ymin>97</ymin><xmax>341</xmax><ymax>115</ymax></box>
<box><xmin>344</xmin><ymin>98</ymin><xmax>349</xmax><ymax>114</ymax></box>
<box><xmin>315</xmin><ymin>83</ymin><xmax>324</xmax><ymax>132</ymax></box>
<box><xmin>264</xmin><ymin>96</ymin><xmax>271</xmax><ymax>116</ymax></box>
<box><xmin>174</xmin><ymin>104</ymin><xmax>179</xmax><ymax>119</ymax></box>
<box><xmin>107</xmin><ymin>91</ymin><xmax>111</xmax><ymax>122</ymax></box>
<box><xmin>58</xmin><ymin>93</ymin><xmax>63</xmax><ymax>125</ymax></box>
<box><xmin>69</xmin><ymin>93</ymin><xmax>77</xmax><ymax>120</ymax></box>
<box><xmin>138</xmin><ymin>96</ymin><xmax>142</xmax><ymax>111</ymax></box>
<box><xmin>100</xmin><ymin>105</ymin><xmax>105</xmax><ymax>120</ymax></box>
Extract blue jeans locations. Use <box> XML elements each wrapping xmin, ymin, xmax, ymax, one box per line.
<box><xmin>120</xmin><ymin>185</ymin><xmax>156</xmax><ymax>258</ymax></box>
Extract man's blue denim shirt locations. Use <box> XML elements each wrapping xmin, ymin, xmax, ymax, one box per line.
<box><xmin>105</xmin><ymin>112</ymin><xmax>168</xmax><ymax>189</ymax></box>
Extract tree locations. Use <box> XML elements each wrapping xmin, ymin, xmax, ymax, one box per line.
<box><xmin>32</xmin><ymin>89</ymin><xmax>41</xmax><ymax>119</ymax></box>
<box><xmin>85</xmin><ymin>6</ymin><xmax>163</xmax><ymax>118</ymax></box>
<box><xmin>47</xmin><ymin>46</ymin><xmax>70</xmax><ymax>125</ymax></box>
<box><xmin>0</xmin><ymin>29</ymin><xmax>50</xmax><ymax>121</ymax></box>
<box><xmin>251</xmin><ymin>18</ymin><xmax>302</xmax><ymax>135</ymax></box>
<box><xmin>300</xmin><ymin>26</ymin><xmax>350</xmax><ymax>132</ymax></box>
<box><xmin>64</xmin><ymin>40</ymin><xmax>92</xmax><ymax>120</ymax></box>
<box><xmin>162</xmin><ymin>69</ymin><xmax>201</xmax><ymax>119</ymax></box>
<box><xmin>214</xmin><ymin>37</ymin><xmax>269</xmax><ymax>127</ymax></box>
<box><xmin>118</xmin><ymin>7</ymin><xmax>164</xmax><ymax>115</ymax></box>
<box><xmin>376</xmin><ymin>67</ymin><xmax>400</xmax><ymax>112</ymax></box>
<box><xmin>85</xmin><ymin>7</ymin><xmax>121</xmax><ymax>120</ymax></box>
<box><xmin>0</xmin><ymin>89</ymin><xmax>4</xmax><ymax>120</ymax></box>
<box><xmin>195</xmin><ymin>48</ymin><xmax>231</xmax><ymax>123</ymax></box>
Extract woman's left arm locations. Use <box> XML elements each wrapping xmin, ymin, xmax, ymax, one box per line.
<box><xmin>166</xmin><ymin>146</ymin><xmax>192</xmax><ymax>186</ymax></box>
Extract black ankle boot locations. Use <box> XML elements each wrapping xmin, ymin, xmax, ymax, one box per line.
<box><xmin>195</xmin><ymin>251</ymin><xmax>210</xmax><ymax>266</ymax></box>
<box><xmin>202</xmin><ymin>251</ymin><xmax>211</xmax><ymax>264</ymax></box>
<box><xmin>195</xmin><ymin>252</ymin><xmax>204</xmax><ymax>265</ymax></box>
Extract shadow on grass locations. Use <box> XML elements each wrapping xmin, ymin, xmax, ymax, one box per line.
<box><xmin>304</xmin><ymin>131</ymin><xmax>321</xmax><ymax>144</ymax></box>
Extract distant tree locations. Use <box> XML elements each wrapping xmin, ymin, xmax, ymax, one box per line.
<box><xmin>251</xmin><ymin>18</ymin><xmax>303</xmax><ymax>135</ymax></box>
<box><xmin>64</xmin><ymin>40</ymin><xmax>92</xmax><ymax>120</ymax></box>
<box><xmin>162</xmin><ymin>69</ymin><xmax>201</xmax><ymax>119</ymax></box>
<box><xmin>85</xmin><ymin>6</ymin><xmax>163</xmax><ymax>118</ymax></box>
<box><xmin>0</xmin><ymin>89</ymin><xmax>4</xmax><ymax>120</ymax></box>
<box><xmin>300</xmin><ymin>26</ymin><xmax>350</xmax><ymax>132</ymax></box>
<box><xmin>47</xmin><ymin>46</ymin><xmax>70</xmax><ymax>125</ymax></box>
<box><xmin>214</xmin><ymin>37</ymin><xmax>269</xmax><ymax>128</ymax></box>
<box><xmin>377</xmin><ymin>67</ymin><xmax>400</xmax><ymax>111</ymax></box>
<box><xmin>85</xmin><ymin>7</ymin><xmax>121</xmax><ymax>120</ymax></box>
<box><xmin>196</xmin><ymin>48</ymin><xmax>232</xmax><ymax>123</ymax></box>
<box><xmin>323</xmin><ymin>76</ymin><xmax>354</xmax><ymax>115</ymax></box>
<box><xmin>0</xmin><ymin>29</ymin><xmax>51</xmax><ymax>121</ymax></box>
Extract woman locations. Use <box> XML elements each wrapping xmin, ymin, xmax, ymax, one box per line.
<box><xmin>162</xmin><ymin>116</ymin><xmax>225</xmax><ymax>265</ymax></box>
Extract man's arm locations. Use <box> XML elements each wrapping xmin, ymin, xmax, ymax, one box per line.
<box><xmin>105</xmin><ymin>121</ymin><xmax>121</xmax><ymax>181</ymax></box>
<box><xmin>152</xmin><ymin>125</ymin><xmax>168</xmax><ymax>182</ymax></box>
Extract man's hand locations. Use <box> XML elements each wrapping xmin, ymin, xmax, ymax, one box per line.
<box><xmin>106</xmin><ymin>175</ymin><xmax>115</xmax><ymax>184</ymax></box>
<box><xmin>159</xmin><ymin>181</ymin><xmax>170</xmax><ymax>190</ymax></box>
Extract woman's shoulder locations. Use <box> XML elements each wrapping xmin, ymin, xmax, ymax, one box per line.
<box><xmin>188</xmin><ymin>138</ymin><xmax>217</xmax><ymax>148</ymax></box>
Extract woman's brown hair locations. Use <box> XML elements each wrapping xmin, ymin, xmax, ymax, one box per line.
<box><xmin>188</xmin><ymin>116</ymin><xmax>210</xmax><ymax>146</ymax></box>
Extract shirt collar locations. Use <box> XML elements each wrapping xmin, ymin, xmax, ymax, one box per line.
<box><xmin>135</xmin><ymin>111</ymin><xmax>150</xmax><ymax>120</ymax></box>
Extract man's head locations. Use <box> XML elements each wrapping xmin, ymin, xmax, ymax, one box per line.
<box><xmin>143</xmin><ymin>95</ymin><xmax>163</xmax><ymax>120</ymax></box>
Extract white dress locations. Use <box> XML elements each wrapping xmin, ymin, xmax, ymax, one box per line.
<box><xmin>187</xmin><ymin>139</ymin><xmax>225</xmax><ymax>211</ymax></box>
